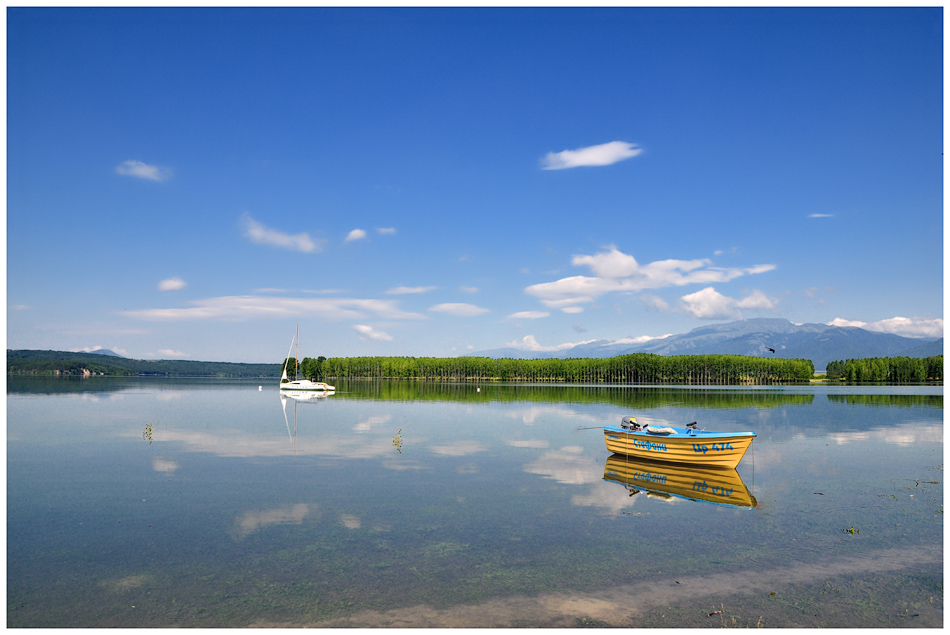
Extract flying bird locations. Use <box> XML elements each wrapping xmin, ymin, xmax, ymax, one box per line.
<box><xmin>767</xmin><ymin>347</ymin><xmax>775</xmax><ymax>353</ymax></box>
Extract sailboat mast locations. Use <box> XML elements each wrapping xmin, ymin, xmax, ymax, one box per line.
<box><xmin>295</xmin><ymin>323</ymin><xmax>299</xmax><ymax>380</ymax></box>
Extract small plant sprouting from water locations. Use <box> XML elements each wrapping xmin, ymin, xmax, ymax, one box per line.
<box><xmin>711</xmin><ymin>604</ymin><xmax>764</xmax><ymax>628</ymax></box>
<box><xmin>143</xmin><ymin>422</ymin><xmax>154</xmax><ymax>444</ymax></box>
<box><xmin>392</xmin><ymin>428</ymin><xmax>402</xmax><ymax>453</ymax></box>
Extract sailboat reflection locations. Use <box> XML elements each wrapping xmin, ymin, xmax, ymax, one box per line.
<box><xmin>603</xmin><ymin>454</ymin><xmax>757</xmax><ymax>509</ymax></box>
<box><xmin>280</xmin><ymin>391</ymin><xmax>334</xmax><ymax>455</ymax></box>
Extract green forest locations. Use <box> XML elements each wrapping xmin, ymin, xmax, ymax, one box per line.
<box><xmin>288</xmin><ymin>353</ymin><xmax>816</xmax><ymax>384</ymax></box>
<box><xmin>824</xmin><ymin>356</ymin><xmax>943</xmax><ymax>383</ymax></box>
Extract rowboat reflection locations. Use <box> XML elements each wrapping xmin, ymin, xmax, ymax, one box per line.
<box><xmin>603</xmin><ymin>454</ymin><xmax>756</xmax><ymax>509</ymax></box>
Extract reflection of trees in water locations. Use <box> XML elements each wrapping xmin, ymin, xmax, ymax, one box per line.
<box><xmin>339</xmin><ymin>380</ymin><xmax>818</xmax><ymax>409</ymax></box>
<box><xmin>826</xmin><ymin>394</ymin><xmax>943</xmax><ymax>408</ymax></box>
<box><xmin>9</xmin><ymin>377</ymin><xmax>941</xmax><ymax>413</ymax></box>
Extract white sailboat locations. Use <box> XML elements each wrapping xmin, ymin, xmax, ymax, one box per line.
<box><xmin>280</xmin><ymin>324</ymin><xmax>335</xmax><ymax>393</ymax></box>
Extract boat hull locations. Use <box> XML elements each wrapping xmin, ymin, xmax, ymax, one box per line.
<box><xmin>603</xmin><ymin>454</ymin><xmax>756</xmax><ymax>508</ymax></box>
<box><xmin>603</xmin><ymin>425</ymin><xmax>755</xmax><ymax>468</ymax></box>
<box><xmin>280</xmin><ymin>380</ymin><xmax>335</xmax><ymax>392</ymax></box>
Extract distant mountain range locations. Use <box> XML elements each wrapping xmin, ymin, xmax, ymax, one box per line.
<box><xmin>475</xmin><ymin>318</ymin><xmax>943</xmax><ymax>370</ymax></box>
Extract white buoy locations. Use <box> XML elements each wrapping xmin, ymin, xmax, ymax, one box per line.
<box><xmin>259</xmin><ymin>386</ymin><xmax>262</xmax><ymax>391</ymax></box>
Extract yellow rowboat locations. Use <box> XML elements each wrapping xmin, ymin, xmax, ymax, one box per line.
<box><xmin>603</xmin><ymin>417</ymin><xmax>755</xmax><ymax>468</ymax></box>
<box><xmin>603</xmin><ymin>454</ymin><xmax>756</xmax><ymax>509</ymax></box>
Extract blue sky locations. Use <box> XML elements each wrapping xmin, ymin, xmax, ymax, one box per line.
<box><xmin>6</xmin><ymin>7</ymin><xmax>944</xmax><ymax>363</ymax></box>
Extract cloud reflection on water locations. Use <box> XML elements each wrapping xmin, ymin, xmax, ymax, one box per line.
<box><xmin>829</xmin><ymin>423</ymin><xmax>942</xmax><ymax>446</ymax></box>
<box><xmin>523</xmin><ymin>446</ymin><xmax>601</xmax><ymax>485</ymax></box>
<box><xmin>151</xmin><ymin>457</ymin><xmax>179</xmax><ymax>473</ymax></box>
<box><xmin>234</xmin><ymin>503</ymin><xmax>311</xmax><ymax>539</ymax></box>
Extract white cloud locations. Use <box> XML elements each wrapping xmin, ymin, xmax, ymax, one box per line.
<box><xmin>241</xmin><ymin>213</ymin><xmax>321</xmax><ymax>253</ymax></box>
<box><xmin>681</xmin><ymin>287</ymin><xmax>777</xmax><ymax>320</ymax></box>
<box><xmin>525</xmin><ymin>246</ymin><xmax>775</xmax><ymax>308</ymax></box>
<box><xmin>157</xmin><ymin>349</ymin><xmax>188</xmax><ymax>358</ymax></box>
<box><xmin>828</xmin><ymin>318</ymin><xmax>865</xmax><ymax>328</ymax></box>
<box><xmin>257</xmin><ymin>287</ymin><xmax>344</xmax><ymax>295</ymax></box>
<box><xmin>735</xmin><ymin>289</ymin><xmax>777</xmax><ymax>310</ymax></box>
<box><xmin>353</xmin><ymin>324</ymin><xmax>393</xmax><ymax>341</ymax></box>
<box><xmin>743</xmin><ymin>264</ymin><xmax>777</xmax><ymax>276</ymax></box>
<box><xmin>158</xmin><ymin>277</ymin><xmax>187</xmax><ymax>292</ymax></box>
<box><xmin>681</xmin><ymin>287</ymin><xmax>739</xmax><ymax>319</ymax></box>
<box><xmin>10</xmin><ymin>304</ymin><xmax>32</xmax><ymax>310</ymax></box>
<box><xmin>345</xmin><ymin>228</ymin><xmax>367</xmax><ymax>242</ymax></box>
<box><xmin>428</xmin><ymin>303</ymin><xmax>490</xmax><ymax>317</ymax></box>
<box><xmin>809</xmin><ymin>213</ymin><xmax>834</xmax><ymax>218</ymax></box>
<box><xmin>572</xmin><ymin>247</ymin><xmax>641</xmax><ymax>278</ymax></box>
<box><xmin>613</xmin><ymin>334</ymin><xmax>672</xmax><ymax>345</ymax></box>
<box><xmin>376</xmin><ymin>227</ymin><xmax>396</xmax><ymax>235</ymax></box>
<box><xmin>541</xmin><ymin>141</ymin><xmax>642</xmax><ymax>170</ymax></box>
<box><xmin>506</xmin><ymin>335</ymin><xmax>597</xmax><ymax>352</ymax></box>
<box><xmin>561</xmin><ymin>307</ymin><xmax>584</xmax><ymax>314</ymax></box>
<box><xmin>115</xmin><ymin>160</ymin><xmax>171</xmax><ymax>182</ymax></box>
<box><xmin>829</xmin><ymin>316</ymin><xmax>943</xmax><ymax>339</ymax></box>
<box><xmin>121</xmin><ymin>295</ymin><xmax>426</xmax><ymax>322</ymax></box>
<box><xmin>640</xmin><ymin>293</ymin><xmax>669</xmax><ymax>312</ymax></box>
<box><xmin>459</xmin><ymin>285</ymin><xmax>480</xmax><ymax>294</ymax></box>
<box><xmin>508</xmin><ymin>311</ymin><xmax>550</xmax><ymax>319</ymax></box>
<box><xmin>386</xmin><ymin>286</ymin><xmax>436</xmax><ymax>295</ymax></box>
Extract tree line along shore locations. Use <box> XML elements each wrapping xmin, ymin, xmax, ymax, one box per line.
<box><xmin>293</xmin><ymin>353</ymin><xmax>942</xmax><ymax>384</ymax></box>
<box><xmin>295</xmin><ymin>353</ymin><xmax>817</xmax><ymax>384</ymax></box>
<box><xmin>7</xmin><ymin>350</ymin><xmax>942</xmax><ymax>384</ymax></box>
<box><xmin>824</xmin><ymin>356</ymin><xmax>943</xmax><ymax>383</ymax></box>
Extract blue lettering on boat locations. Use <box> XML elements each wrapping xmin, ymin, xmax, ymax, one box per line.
<box><xmin>692</xmin><ymin>480</ymin><xmax>735</xmax><ymax>498</ymax></box>
<box><xmin>633</xmin><ymin>471</ymin><xmax>666</xmax><ymax>484</ymax></box>
<box><xmin>632</xmin><ymin>438</ymin><xmax>667</xmax><ymax>452</ymax></box>
<box><xmin>693</xmin><ymin>442</ymin><xmax>735</xmax><ymax>454</ymax></box>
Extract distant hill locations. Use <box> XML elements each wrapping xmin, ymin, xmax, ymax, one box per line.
<box><xmin>7</xmin><ymin>350</ymin><xmax>281</xmax><ymax>377</ymax></box>
<box><xmin>475</xmin><ymin>318</ymin><xmax>942</xmax><ymax>371</ymax></box>
<box><xmin>81</xmin><ymin>348</ymin><xmax>125</xmax><ymax>357</ymax></box>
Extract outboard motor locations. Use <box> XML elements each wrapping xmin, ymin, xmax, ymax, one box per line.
<box><xmin>621</xmin><ymin>416</ymin><xmax>642</xmax><ymax>431</ymax></box>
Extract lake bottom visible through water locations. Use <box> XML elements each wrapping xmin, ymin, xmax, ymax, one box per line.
<box><xmin>6</xmin><ymin>378</ymin><xmax>943</xmax><ymax>627</ymax></box>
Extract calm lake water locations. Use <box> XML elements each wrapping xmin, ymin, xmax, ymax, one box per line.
<box><xmin>7</xmin><ymin>377</ymin><xmax>943</xmax><ymax>627</ymax></box>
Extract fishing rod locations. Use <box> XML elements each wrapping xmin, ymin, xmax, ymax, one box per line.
<box><xmin>575</xmin><ymin>420</ymin><xmax>698</xmax><ymax>431</ymax></box>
